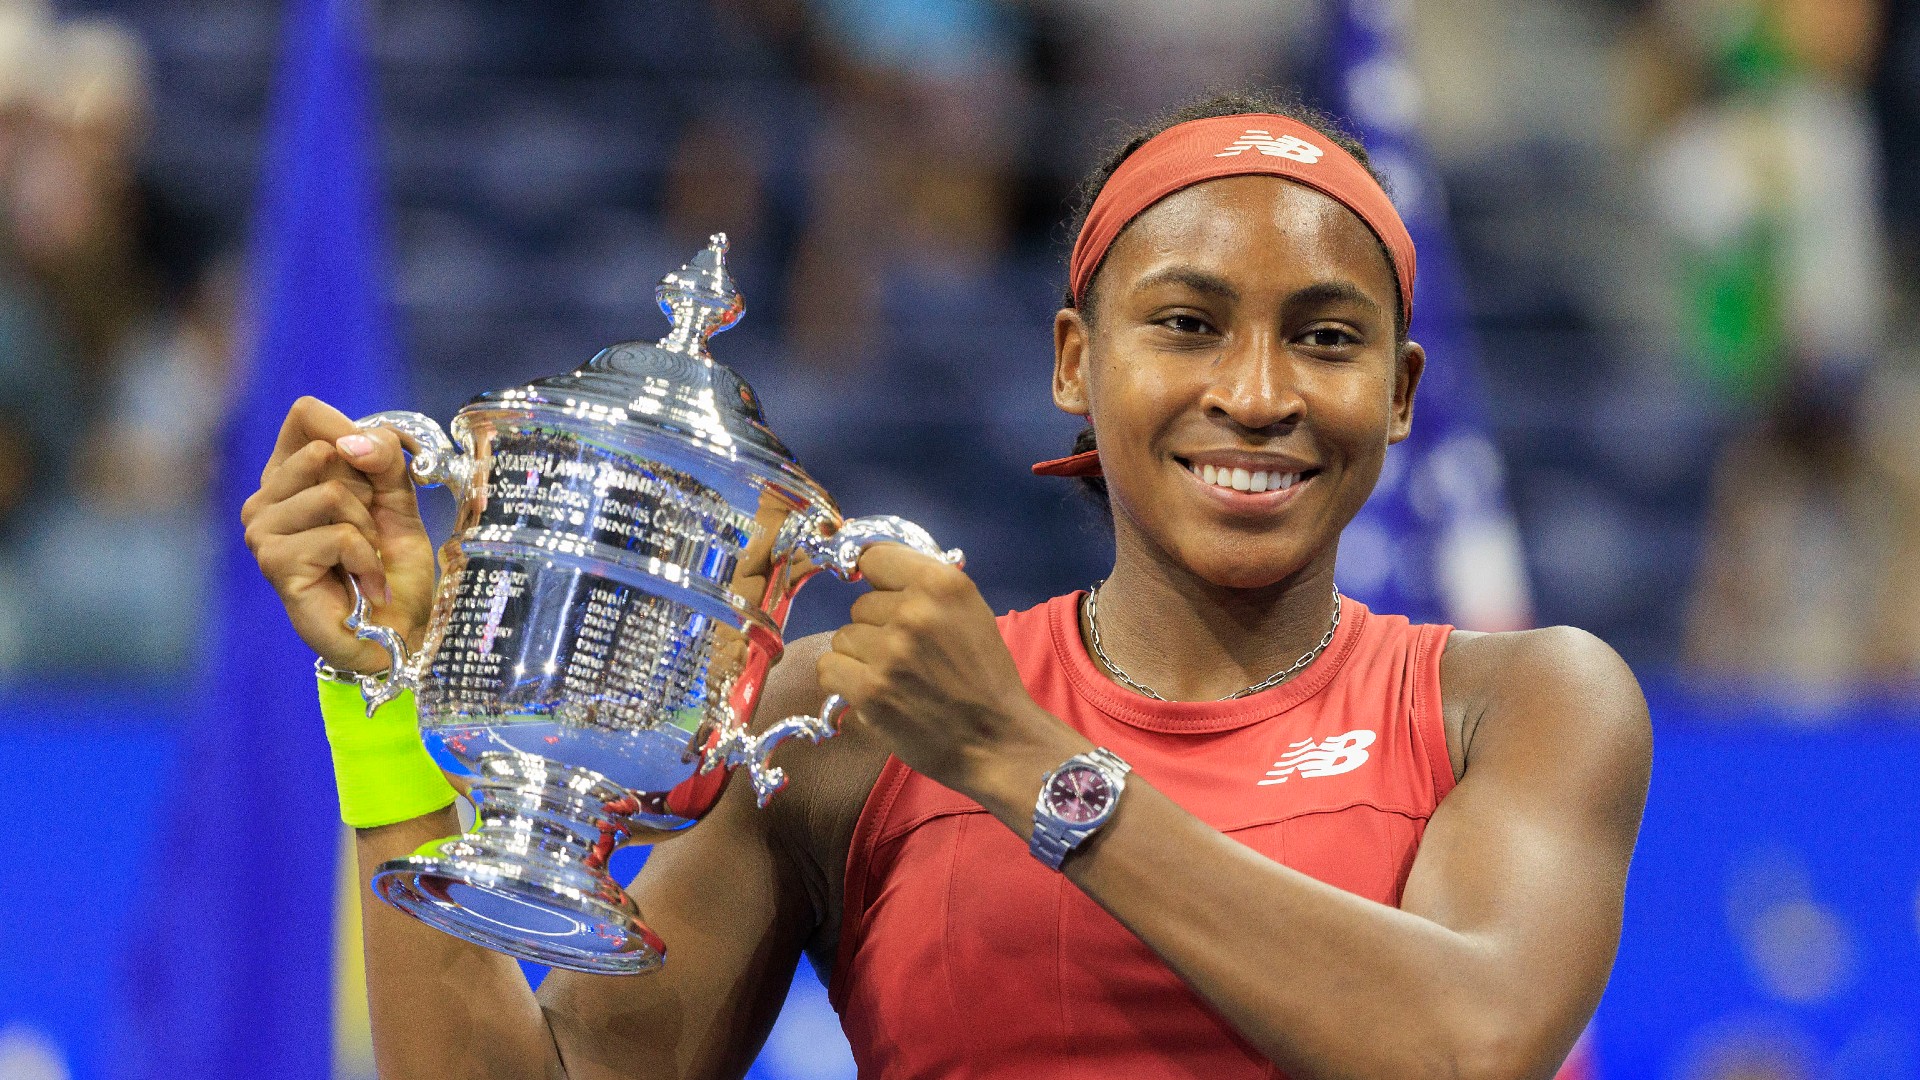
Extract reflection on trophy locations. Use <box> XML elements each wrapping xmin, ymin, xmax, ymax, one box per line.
<box><xmin>338</xmin><ymin>234</ymin><xmax>960</xmax><ymax>975</ymax></box>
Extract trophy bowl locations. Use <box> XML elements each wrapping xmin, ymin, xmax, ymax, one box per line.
<box><xmin>339</xmin><ymin>234</ymin><xmax>958</xmax><ymax>974</ymax></box>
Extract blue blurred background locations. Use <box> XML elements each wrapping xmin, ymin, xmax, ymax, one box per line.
<box><xmin>0</xmin><ymin>0</ymin><xmax>1918</xmax><ymax>1077</ymax></box>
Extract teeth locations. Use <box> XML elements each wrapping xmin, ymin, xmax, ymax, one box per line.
<box><xmin>1186</xmin><ymin>461</ymin><xmax>1304</xmax><ymax>494</ymax></box>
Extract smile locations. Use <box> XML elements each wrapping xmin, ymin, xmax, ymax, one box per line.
<box><xmin>1167</xmin><ymin>455</ymin><xmax>1320</xmax><ymax>503</ymax></box>
<box><xmin>1186</xmin><ymin>462</ymin><xmax>1301</xmax><ymax>493</ymax></box>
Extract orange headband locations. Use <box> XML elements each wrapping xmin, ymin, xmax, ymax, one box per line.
<box><xmin>1036</xmin><ymin>113</ymin><xmax>1416</xmax><ymax>479</ymax></box>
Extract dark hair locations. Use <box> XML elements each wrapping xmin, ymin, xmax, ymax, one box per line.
<box><xmin>1060</xmin><ymin>89</ymin><xmax>1401</xmax><ymax>508</ymax></box>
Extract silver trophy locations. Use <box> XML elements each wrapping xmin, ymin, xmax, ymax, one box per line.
<box><xmin>340</xmin><ymin>234</ymin><xmax>958</xmax><ymax>975</ymax></box>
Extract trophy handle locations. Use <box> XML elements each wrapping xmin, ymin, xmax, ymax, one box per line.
<box><xmin>343</xmin><ymin>575</ymin><xmax>421</xmax><ymax>713</ymax></box>
<box><xmin>787</xmin><ymin>512</ymin><xmax>965</xmax><ymax>581</ymax></box>
<box><xmin>723</xmin><ymin>694</ymin><xmax>849</xmax><ymax>806</ymax></box>
<box><xmin>337</xmin><ymin>410</ymin><xmax>472</xmax><ymax>714</ymax></box>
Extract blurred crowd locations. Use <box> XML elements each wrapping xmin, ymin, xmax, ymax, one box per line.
<box><xmin>1627</xmin><ymin>0</ymin><xmax>1920</xmax><ymax>688</ymax></box>
<box><xmin>1</xmin><ymin>0</ymin><xmax>1916</xmax><ymax>693</ymax></box>
<box><xmin>0</xmin><ymin>1</ymin><xmax>231</xmax><ymax>676</ymax></box>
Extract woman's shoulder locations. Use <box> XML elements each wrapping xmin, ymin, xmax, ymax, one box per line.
<box><xmin>1437</xmin><ymin>626</ymin><xmax>1650</xmax><ymax>783</ymax></box>
<box><xmin>1441</xmin><ymin>625</ymin><xmax>1639</xmax><ymax>695</ymax></box>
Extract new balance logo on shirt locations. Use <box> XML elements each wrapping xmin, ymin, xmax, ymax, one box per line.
<box><xmin>1215</xmin><ymin>129</ymin><xmax>1326</xmax><ymax>164</ymax></box>
<box><xmin>1257</xmin><ymin>730</ymin><xmax>1376</xmax><ymax>784</ymax></box>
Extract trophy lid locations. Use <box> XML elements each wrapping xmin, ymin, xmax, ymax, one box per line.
<box><xmin>467</xmin><ymin>233</ymin><xmax>799</xmax><ymax>472</ymax></box>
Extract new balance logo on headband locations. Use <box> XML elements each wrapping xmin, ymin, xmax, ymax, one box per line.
<box><xmin>1215</xmin><ymin>128</ymin><xmax>1325</xmax><ymax>164</ymax></box>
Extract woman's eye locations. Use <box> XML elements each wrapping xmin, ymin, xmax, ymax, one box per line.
<box><xmin>1301</xmin><ymin>327</ymin><xmax>1357</xmax><ymax>348</ymax></box>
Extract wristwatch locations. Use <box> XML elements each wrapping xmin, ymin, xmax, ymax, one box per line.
<box><xmin>1029</xmin><ymin>747</ymin><xmax>1131</xmax><ymax>871</ymax></box>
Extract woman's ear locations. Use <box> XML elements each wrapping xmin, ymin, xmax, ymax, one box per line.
<box><xmin>1388</xmin><ymin>339</ymin><xmax>1425</xmax><ymax>444</ymax></box>
<box><xmin>1054</xmin><ymin>307</ymin><xmax>1091</xmax><ymax>417</ymax></box>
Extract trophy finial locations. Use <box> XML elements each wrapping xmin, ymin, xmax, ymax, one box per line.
<box><xmin>656</xmin><ymin>233</ymin><xmax>744</xmax><ymax>358</ymax></box>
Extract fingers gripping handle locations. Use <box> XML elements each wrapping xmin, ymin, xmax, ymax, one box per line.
<box><xmin>338</xmin><ymin>411</ymin><xmax>471</xmax><ymax>714</ymax></box>
<box><xmin>798</xmin><ymin>514</ymin><xmax>966</xmax><ymax>580</ymax></box>
<box><xmin>724</xmin><ymin>695</ymin><xmax>850</xmax><ymax>806</ymax></box>
<box><xmin>353</xmin><ymin>410</ymin><xmax>472</xmax><ymax>499</ymax></box>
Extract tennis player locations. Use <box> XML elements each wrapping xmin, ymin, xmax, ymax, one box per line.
<box><xmin>243</xmin><ymin>91</ymin><xmax>1651</xmax><ymax>1079</ymax></box>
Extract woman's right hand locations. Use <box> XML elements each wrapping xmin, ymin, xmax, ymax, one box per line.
<box><xmin>240</xmin><ymin>396</ymin><xmax>438</xmax><ymax>674</ymax></box>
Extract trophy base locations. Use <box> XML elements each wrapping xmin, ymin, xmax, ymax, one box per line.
<box><xmin>373</xmin><ymin>849</ymin><xmax>666</xmax><ymax>974</ymax></box>
<box><xmin>370</xmin><ymin>752</ymin><xmax>669</xmax><ymax>975</ymax></box>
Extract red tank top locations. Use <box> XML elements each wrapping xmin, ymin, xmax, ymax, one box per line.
<box><xmin>829</xmin><ymin>592</ymin><xmax>1456</xmax><ymax>1079</ymax></box>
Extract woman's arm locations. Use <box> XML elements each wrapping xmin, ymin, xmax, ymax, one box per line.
<box><xmin>350</xmin><ymin>642</ymin><xmax>831</xmax><ymax>1080</ymax></box>
<box><xmin>352</xmin><ymin>805</ymin><xmax>562</xmax><ymax>1078</ymax></box>
<box><xmin>351</xmin><ymin>676</ymin><xmax>822</xmax><ymax>1080</ymax></box>
<box><xmin>539</xmin><ymin>635</ymin><xmax>839</xmax><ymax>1080</ymax></box>
<box><xmin>821</xmin><ymin>548</ymin><xmax>1651</xmax><ymax>1080</ymax></box>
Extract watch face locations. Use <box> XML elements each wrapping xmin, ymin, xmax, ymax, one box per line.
<box><xmin>1044</xmin><ymin>764</ymin><xmax>1113</xmax><ymax>824</ymax></box>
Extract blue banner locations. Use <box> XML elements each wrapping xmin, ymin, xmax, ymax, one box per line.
<box><xmin>1329</xmin><ymin>0</ymin><xmax>1532</xmax><ymax>632</ymax></box>
<box><xmin>118</xmin><ymin>0</ymin><xmax>402</xmax><ymax>1075</ymax></box>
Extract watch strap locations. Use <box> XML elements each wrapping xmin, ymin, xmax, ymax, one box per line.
<box><xmin>1028</xmin><ymin>819</ymin><xmax>1085</xmax><ymax>871</ymax></box>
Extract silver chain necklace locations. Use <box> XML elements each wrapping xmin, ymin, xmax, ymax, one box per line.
<box><xmin>1083</xmin><ymin>582</ymin><xmax>1341</xmax><ymax>701</ymax></box>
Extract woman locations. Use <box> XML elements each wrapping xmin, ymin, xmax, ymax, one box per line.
<box><xmin>243</xmin><ymin>91</ymin><xmax>1650</xmax><ymax>1080</ymax></box>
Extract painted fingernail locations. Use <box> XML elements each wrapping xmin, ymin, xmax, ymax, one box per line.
<box><xmin>383</xmin><ymin>583</ymin><xmax>393</xmax><ymax>606</ymax></box>
<box><xmin>337</xmin><ymin>434</ymin><xmax>375</xmax><ymax>457</ymax></box>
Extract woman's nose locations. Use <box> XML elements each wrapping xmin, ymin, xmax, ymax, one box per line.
<box><xmin>1202</xmin><ymin>338</ymin><xmax>1303</xmax><ymax>433</ymax></box>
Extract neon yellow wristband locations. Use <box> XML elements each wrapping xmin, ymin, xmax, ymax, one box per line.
<box><xmin>317</xmin><ymin>676</ymin><xmax>458</xmax><ymax>829</ymax></box>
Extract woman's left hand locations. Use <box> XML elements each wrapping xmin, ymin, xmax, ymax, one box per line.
<box><xmin>815</xmin><ymin>543</ymin><xmax>1082</xmax><ymax>801</ymax></box>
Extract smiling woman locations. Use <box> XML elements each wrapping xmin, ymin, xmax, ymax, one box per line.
<box><xmin>807</xmin><ymin>87</ymin><xmax>1650</xmax><ymax>1076</ymax></box>
<box><xmin>249</xmin><ymin>88</ymin><xmax>1652</xmax><ymax>1080</ymax></box>
<box><xmin>817</xmin><ymin>92</ymin><xmax>1647</xmax><ymax>1080</ymax></box>
<box><xmin>1044</xmin><ymin>92</ymin><xmax>1410</xmax><ymax>504</ymax></box>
